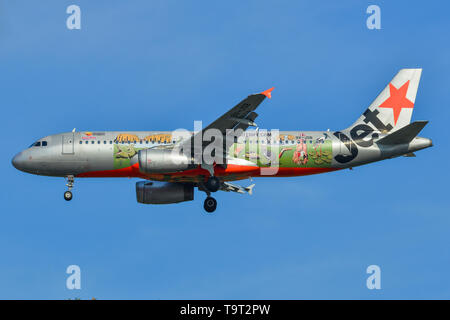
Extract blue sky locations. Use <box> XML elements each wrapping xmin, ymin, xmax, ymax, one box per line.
<box><xmin>0</xmin><ymin>0</ymin><xmax>448</xmax><ymax>299</ymax></box>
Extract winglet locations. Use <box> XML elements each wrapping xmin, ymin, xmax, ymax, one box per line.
<box><xmin>260</xmin><ymin>87</ymin><xmax>274</xmax><ymax>99</ymax></box>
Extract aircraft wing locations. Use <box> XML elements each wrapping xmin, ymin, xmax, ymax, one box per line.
<box><xmin>180</xmin><ymin>88</ymin><xmax>274</xmax><ymax>158</ymax></box>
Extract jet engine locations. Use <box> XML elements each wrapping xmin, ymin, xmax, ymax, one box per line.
<box><xmin>136</xmin><ymin>181</ymin><xmax>194</xmax><ymax>204</ymax></box>
<box><xmin>138</xmin><ymin>149</ymin><xmax>193</xmax><ymax>174</ymax></box>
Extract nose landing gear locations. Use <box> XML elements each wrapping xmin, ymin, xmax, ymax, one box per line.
<box><xmin>64</xmin><ymin>175</ymin><xmax>74</xmax><ymax>201</ymax></box>
<box><xmin>64</xmin><ymin>191</ymin><xmax>73</xmax><ymax>201</ymax></box>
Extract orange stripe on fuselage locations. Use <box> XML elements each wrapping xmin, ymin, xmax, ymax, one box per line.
<box><xmin>76</xmin><ymin>163</ymin><xmax>147</xmax><ymax>179</ymax></box>
<box><xmin>76</xmin><ymin>163</ymin><xmax>340</xmax><ymax>180</ymax></box>
<box><xmin>267</xmin><ymin>167</ymin><xmax>340</xmax><ymax>177</ymax></box>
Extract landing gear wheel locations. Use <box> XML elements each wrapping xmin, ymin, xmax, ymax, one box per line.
<box><xmin>204</xmin><ymin>197</ymin><xmax>217</xmax><ymax>213</ymax></box>
<box><xmin>64</xmin><ymin>191</ymin><xmax>73</xmax><ymax>201</ymax></box>
<box><xmin>205</xmin><ymin>176</ymin><xmax>220</xmax><ymax>192</ymax></box>
<box><xmin>64</xmin><ymin>175</ymin><xmax>75</xmax><ymax>202</ymax></box>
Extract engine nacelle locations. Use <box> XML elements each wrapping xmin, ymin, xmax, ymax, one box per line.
<box><xmin>136</xmin><ymin>181</ymin><xmax>194</xmax><ymax>204</ymax></box>
<box><xmin>138</xmin><ymin>149</ymin><xmax>192</xmax><ymax>174</ymax></box>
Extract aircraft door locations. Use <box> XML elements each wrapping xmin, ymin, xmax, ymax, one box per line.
<box><xmin>62</xmin><ymin>133</ymin><xmax>74</xmax><ymax>154</ymax></box>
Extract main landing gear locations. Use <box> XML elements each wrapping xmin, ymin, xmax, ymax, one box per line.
<box><xmin>205</xmin><ymin>176</ymin><xmax>220</xmax><ymax>192</ymax></box>
<box><xmin>204</xmin><ymin>196</ymin><xmax>217</xmax><ymax>213</ymax></box>
<box><xmin>64</xmin><ymin>175</ymin><xmax>74</xmax><ymax>201</ymax></box>
<box><xmin>201</xmin><ymin>176</ymin><xmax>221</xmax><ymax>213</ymax></box>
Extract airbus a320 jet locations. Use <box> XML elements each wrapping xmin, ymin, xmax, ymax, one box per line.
<box><xmin>12</xmin><ymin>69</ymin><xmax>432</xmax><ymax>213</ymax></box>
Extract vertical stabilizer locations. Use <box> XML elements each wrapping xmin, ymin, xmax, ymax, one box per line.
<box><xmin>348</xmin><ymin>68</ymin><xmax>422</xmax><ymax>133</ymax></box>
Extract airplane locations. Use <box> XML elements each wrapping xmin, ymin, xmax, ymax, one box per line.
<box><xmin>12</xmin><ymin>68</ymin><xmax>432</xmax><ymax>213</ymax></box>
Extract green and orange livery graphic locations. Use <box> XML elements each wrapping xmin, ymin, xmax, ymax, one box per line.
<box><xmin>113</xmin><ymin>132</ymin><xmax>333</xmax><ymax>170</ymax></box>
<box><xmin>231</xmin><ymin>134</ymin><xmax>332</xmax><ymax>168</ymax></box>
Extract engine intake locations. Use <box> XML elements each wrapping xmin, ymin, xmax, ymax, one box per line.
<box><xmin>138</xmin><ymin>149</ymin><xmax>192</xmax><ymax>174</ymax></box>
<box><xmin>136</xmin><ymin>181</ymin><xmax>194</xmax><ymax>204</ymax></box>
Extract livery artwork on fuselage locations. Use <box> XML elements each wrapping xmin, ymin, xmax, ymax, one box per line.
<box><xmin>11</xmin><ymin>68</ymin><xmax>432</xmax><ymax>212</ymax></box>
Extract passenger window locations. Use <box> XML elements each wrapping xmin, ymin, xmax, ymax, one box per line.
<box><xmin>98</xmin><ymin>141</ymin><xmax>100</xmax><ymax>144</ymax></box>
<box><xmin>103</xmin><ymin>141</ymin><xmax>106</xmax><ymax>144</ymax></box>
<box><xmin>91</xmin><ymin>141</ymin><xmax>95</xmax><ymax>144</ymax></box>
<box><xmin>110</xmin><ymin>141</ymin><xmax>112</xmax><ymax>144</ymax></box>
<box><xmin>85</xmin><ymin>141</ymin><xmax>88</xmax><ymax>144</ymax></box>
<box><xmin>79</xmin><ymin>141</ymin><xmax>82</xmax><ymax>144</ymax></box>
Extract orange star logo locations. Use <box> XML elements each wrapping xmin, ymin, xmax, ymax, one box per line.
<box><xmin>379</xmin><ymin>80</ymin><xmax>414</xmax><ymax>125</ymax></box>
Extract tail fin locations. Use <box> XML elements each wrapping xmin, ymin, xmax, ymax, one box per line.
<box><xmin>348</xmin><ymin>69</ymin><xmax>422</xmax><ymax>133</ymax></box>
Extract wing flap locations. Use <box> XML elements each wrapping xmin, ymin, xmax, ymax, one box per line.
<box><xmin>221</xmin><ymin>181</ymin><xmax>255</xmax><ymax>195</ymax></box>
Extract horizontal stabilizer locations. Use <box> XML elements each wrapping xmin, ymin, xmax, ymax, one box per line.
<box><xmin>376</xmin><ymin>121</ymin><xmax>428</xmax><ymax>145</ymax></box>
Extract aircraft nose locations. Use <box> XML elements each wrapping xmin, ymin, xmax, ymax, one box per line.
<box><xmin>12</xmin><ymin>152</ymin><xmax>26</xmax><ymax>171</ymax></box>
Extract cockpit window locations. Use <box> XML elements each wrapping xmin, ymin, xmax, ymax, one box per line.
<box><xmin>29</xmin><ymin>140</ymin><xmax>48</xmax><ymax>147</ymax></box>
